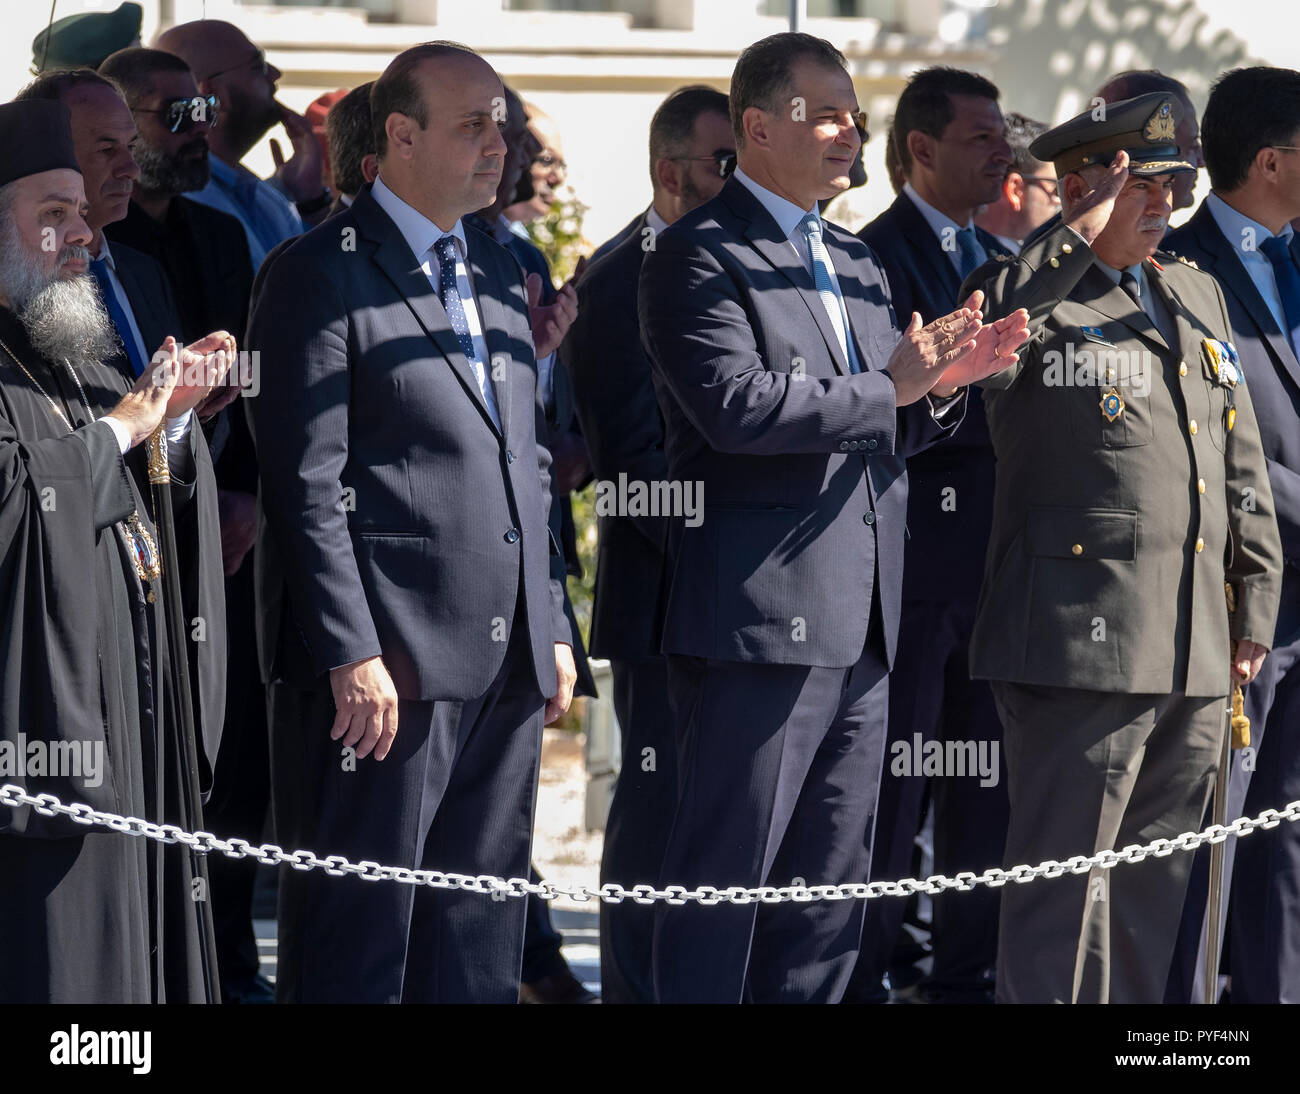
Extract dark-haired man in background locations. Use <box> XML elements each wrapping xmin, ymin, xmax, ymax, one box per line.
<box><xmin>323</xmin><ymin>81</ymin><xmax>378</xmax><ymax>212</ymax></box>
<box><xmin>975</xmin><ymin>112</ymin><xmax>1057</xmax><ymax>254</ymax></box>
<box><xmin>640</xmin><ymin>34</ymin><xmax>1028</xmax><ymax>1003</ymax></box>
<box><xmin>852</xmin><ymin>66</ymin><xmax>1013</xmax><ymax>1005</ymax></box>
<box><xmin>98</xmin><ymin>45</ymin><xmax>269</xmax><ymax>1003</ymax></box>
<box><xmin>1164</xmin><ymin>65</ymin><xmax>1300</xmax><ymax>1004</ymax></box>
<box><xmin>567</xmin><ymin>83</ymin><xmax>733</xmax><ymax>1004</ymax></box>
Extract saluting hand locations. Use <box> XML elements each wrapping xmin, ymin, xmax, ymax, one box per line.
<box><xmin>528</xmin><ymin>272</ymin><xmax>578</xmax><ymax>359</ymax></box>
<box><xmin>1064</xmin><ymin>150</ymin><xmax>1129</xmax><ymax>245</ymax></box>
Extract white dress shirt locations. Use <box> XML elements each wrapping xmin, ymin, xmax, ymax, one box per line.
<box><xmin>903</xmin><ymin>182</ymin><xmax>986</xmax><ymax>276</ymax></box>
<box><xmin>371</xmin><ymin>175</ymin><xmax>500</xmax><ymax>430</ymax></box>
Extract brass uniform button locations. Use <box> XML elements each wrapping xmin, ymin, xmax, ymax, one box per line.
<box><xmin>1071</xmin><ymin>543</ymin><xmax>1083</xmax><ymax>556</ymax></box>
<box><xmin>1049</xmin><ymin>257</ymin><xmax>1060</xmax><ymax>268</ymax></box>
<box><xmin>1189</xmin><ymin>419</ymin><xmax>1198</xmax><ymax>435</ymax></box>
<box><xmin>1062</xmin><ymin>243</ymin><xmax>1073</xmax><ymax>254</ymax></box>
<box><xmin>1195</xmin><ymin>537</ymin><xmax>1205</xmax><ymax>553</ymax></box>
<box><xmin>1179</xmin><ymin>361</ymin><xmax>1188</xmax><ymax>376</ymax></box>
<box><xmin>1198</xmin><ymin>478</ymin><xmax>1206</xmax><ymax>494</ymax></box>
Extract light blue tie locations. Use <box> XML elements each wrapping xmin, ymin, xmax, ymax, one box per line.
<box><xmin>800</xmin><ymin>213</ymin><xmax>860</xmax><ymax>373</ymax></box>
<box><xmin>89</xmin><ymin>258</ymin><xmax>146</xmax><ymax>377</ymax></box>
<box><xmin>955</xmin><ymin>226</ymin><xmax>984</xmax><ymax>279</ymax></box>
<box><xmin>434</xmin><ymin>235</ymin><xmax>500</xmax><ymax>429</ymax></box>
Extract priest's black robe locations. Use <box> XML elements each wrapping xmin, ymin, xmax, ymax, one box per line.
<box><xmin>0</xmin><ymin>307</ymin><xmax>225</xmax><ymax>1002</ymax></box>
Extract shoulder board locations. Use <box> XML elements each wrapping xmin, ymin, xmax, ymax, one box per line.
<box><xmin>1157</xmin><ymin>249</ymin><xmax>1200</xmax><ymax>271</ymax></box>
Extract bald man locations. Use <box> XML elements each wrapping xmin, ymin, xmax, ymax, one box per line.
<box><xmin>156</xmin><ymin>20</ymin><xmax>328</xmax><ymax>267</ymax></box>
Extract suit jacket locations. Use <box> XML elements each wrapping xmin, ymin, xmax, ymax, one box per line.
<box><xmin>965</xmin><ymin>221</ymin><xmax>1284</xmax><ymax>696</ymax></box>
<box><xmin>1164</xmin><ymin>201</ymin><xmax>1300</xmax><ymax>581</ymax></box>
<box><xmin>591</xmin><ymin>214</ymin><xmax>642</xmax><ymax>265</ymax></box>
<box><xmin>858</xmin><ymin>192</ymin><xmax>1010</xmax><ymax>602</ymax></box>
<box><xmin>564</xmin><ymin>210</ymin><xmax>668</xmax><ymax>661</ymax></box>
<box><xmin>639</xmin><ymin>176</ymin><xmax>962</xmax><ymax>670</ymax></box>
<box><xmin>109</xmin><ymin>198</ymin><xmax>257</xmax><ymax>490</ymax></box>
<box><xmin>246</xmin><ymin>185</ymin><xmax>568</xmax><ymax>701</ymax></box>
<box><xmin>107</xmin><ymin>240</ymin><xmax>184</xmax><ymax>378</ymax></box>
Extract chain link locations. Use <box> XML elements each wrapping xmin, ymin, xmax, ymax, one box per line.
<box><xmin>4</xmin><ymin>784</ymin><xmax>1298</xmax><ymax>906</ymax></box>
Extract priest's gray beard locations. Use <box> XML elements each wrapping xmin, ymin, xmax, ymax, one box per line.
<box><xmin>0</xmin><ymin>213</ymin><xmax>120</xmax><ymax>371</ymax></box>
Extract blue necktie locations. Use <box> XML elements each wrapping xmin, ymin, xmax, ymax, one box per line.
<box><xmin>955</xmin><ymin>226</ymin><xmax>984</xmax><ymax>280</ymax></box>
<box><xmin>434</xmin><ymin>235</ymin><xmax>499</xmax><ymax>428</ymax></box>
<box><xmin>799</xmin><ymin>213</ymin><xmax>860</xmax><ymax>373</ymax></box>
<box><xmin>89</xmin><ymin>258</ymin><xmax>146</xmax><ymax>377</ymax></box>
<box><xmin>1259</xmin><ymin>235</ymin><xmax>1300</xmax><ymax>354</ymax></box>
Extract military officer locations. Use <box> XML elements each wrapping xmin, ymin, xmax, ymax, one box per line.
<box><xmin>964</xmin><ymin>92</ymin><xmax>1284</xmax><ymax>1004</ymax></box>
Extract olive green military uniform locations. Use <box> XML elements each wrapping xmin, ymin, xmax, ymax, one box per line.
<box><xmin>965</xmin><ymin>219</ymin><xmax>1283</xmax><ymax>1003</ymax></box>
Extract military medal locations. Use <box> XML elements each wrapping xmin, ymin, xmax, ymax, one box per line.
<box><xmin>1100</xmin><ymin>387</ymin><xmax>1125</xmax><ymax>422</ymax></box>
<box><xmin>0</xmin><ymin>337</ymin><xmax>164</xmax><ymax>600</ymax></box>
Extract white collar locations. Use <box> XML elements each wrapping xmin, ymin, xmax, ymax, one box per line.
<box><xmin>371</xmin><ymin>174</ymin><xmax>467</xmax><ymax>261</ymax></box>
<box><xmin>733</xmin><ymin>166</ymin><xmax>819</xmax><ymax>240</ymax></box>
<box><xmin>904</xmin><ymin>181</ymin><xmax>974</xmax><ymax>240</ymax></box>
<box><xmin>1205</xmin><ymin>191</ymin><xmax>1294</xmax><ymax>256</ymax></box>
<box><xmin>91</xmin><ymin>235</ymin><xmax>114</xmax><ymax>269</ymax></box>
<box><xmin>646</xmin><ymin>205</ymin><xmax>670</xmax><ymax>236</ymax></box>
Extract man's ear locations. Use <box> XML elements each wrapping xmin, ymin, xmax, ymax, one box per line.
<box><xmin>384</xmin><ymin>112</ymin><xmax>416</xmax><ymax>160</ymax></box>
<box><xmin>907</xmin><ymin>130</ymin><xmax>938</xmax><ymax>174</ymax></box>
<box><xmin>1005</xmin><ymin>171</ymin><xmax>1025</xmax><ymax>212</ymax></box>
<box><xmin>743</xmin><ymin>106</ymin><xmax>771</xmax><ymax>151</ymax></box>
<box><xmin>654</xmin><ymin>156</ymin><xmax>682</xmax><ymax>198</ymax></box>
<box><xmin>361</xmin><ymin>152</ymin><xmax>379</xmax><ymax>184</ymax></box>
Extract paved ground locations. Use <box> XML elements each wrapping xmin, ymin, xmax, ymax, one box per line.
<box><xmin>254</xmin><ymin>727</ymin><xmax>606</xmax><ymax>996</ymax></box>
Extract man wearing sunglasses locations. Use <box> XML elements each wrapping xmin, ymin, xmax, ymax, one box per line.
<box><xmin>156</xmin><ymin>20</ymin><xmax>328</xmax><ymax>269</ymax></box>
<box><xmin>101</xmin><ymin>45</ymin><xmax>269</xmax><ymax>1007</ymax></box>
<box><xmin>975</xmin><ymin>112</ymin><xmax>1059</xmax><ymax>255</ymax></box>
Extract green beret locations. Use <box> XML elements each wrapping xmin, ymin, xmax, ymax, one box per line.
<box><xmin>31</xmin><ymin>2</ymin><xmax>143</xmax><ymax>73</ymax></box>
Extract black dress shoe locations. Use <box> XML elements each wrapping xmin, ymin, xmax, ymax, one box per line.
<box><xmin>519</xmin><ymin>970</ymin><xmax>600</xmax><ymax>1004</ymax></box>
<box><xmin>221</xmin><ymin>972</ymin><xmax>276</xmax><ymax>1004</ymax></box>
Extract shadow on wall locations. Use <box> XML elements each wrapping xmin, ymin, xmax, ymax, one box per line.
<box><xmin>985</xmin><ymin>0</ymin><xmax>1255</xmax><ymax>121</ymax></box>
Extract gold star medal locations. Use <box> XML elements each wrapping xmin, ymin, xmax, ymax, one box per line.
<box><xmin>1100</xmin><ymin>387</ymin><xmax>1125</xmax><ymax>422</ymax></box>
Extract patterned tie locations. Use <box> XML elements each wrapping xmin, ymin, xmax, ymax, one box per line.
<box><xmin>1259</xmin><ymin>235</ymin><xmax>1300</xmax><ymax>355</ymax></box>
<box><xmin>433</xmin><ymin>235</ymin><xmax>499</xmax><ymax>428</ymax></box>
<box><xmin>89</xmin><ymin>258</ymin><xmax>146</xmax><ymax>377</ymax></box>
<box><xmin>955</xmin><ymin>226</ymin><xmax>984</xmax><ymax>279</ymax></box>
<box><xmin>799</xmin><ymin>213</ymin><xmax>860</xmax><ymax>373</ymax></box>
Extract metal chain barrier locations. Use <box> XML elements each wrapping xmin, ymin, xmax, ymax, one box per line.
<box><xmin>4</xmin><ymin>782</ymin><xmax>1299</xmax><ymax>906</ymax></box>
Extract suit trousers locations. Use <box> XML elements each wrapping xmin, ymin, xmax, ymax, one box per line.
<box><xmin>269</xmin><ymin>607</ymin><xmax>546</xmax><ymax>1003</ymax></box>
<box><xmin>991</xmin><ymin>682</ymin><xmax>1224</xmax><ymax>1004</ymax></box>
<box><xmin>651</xmin><ymin>631</ymin><xmax>890</xmax><ymax>1003</ymax></box>
<box><xmin>599</xmin><ymin>656</ymin><xmax>676</xmax><ymax>1004</ymax></box>
<box><xmin>846</xmin><ymin>598</ymin><xmax>1007</xmax><ymax>1001</ymax></box>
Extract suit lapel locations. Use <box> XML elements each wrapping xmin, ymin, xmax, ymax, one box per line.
<box><xmin>356</xmin><ymin>193</ymin><xmax>503</xmax><ymax>437</ymax></box>
<box><xmin>1184</xmin><ymin>204</ymin><xmax>1300</xmax><ymax>392</ymax></box>
<box><xmin>1147</xmin><ymin>260</ymin><xmax>1201</xmax><ymax>368</ymax></box>
<box><xmin>892</xmin><ymin>193</ymin><xmax>962</xmax><ymax>304</ymax></box>
<box><xmin>723</xmin><ymin>180</ymin><xmax>851</xmax><ymax>376</ymax></box>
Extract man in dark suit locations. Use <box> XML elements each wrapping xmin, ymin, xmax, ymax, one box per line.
<box><xmin>97</xmin><ymin>44</ymin><xmax>268</xmax><ymax>1004</ymax></box>
<box><xmin>852</xmin><ymin>66</ymin><xmax>1013</xmax><ymax>1004</ymax></box>
<box><xmin>967</xmin><ymin>93</ymin><xmax>1282</xmax><ymax>1003</ymax></box>
<box><xmin>639</xmin><ymin>32</ymin><xmax>1030</xmax><ymax>1003</ymax></box>
<box><xmin>565</xmin><ymin>84</ymin><xmax>733</xmax><ymax>1004</ymax></box>
<box><xmin>246</xmin><ymin>42</ymin><xmax>578</xmax><ymax>1004</ymax></box>
<box><xmin>1163</xmin><ymin>66</ymin><xmax>1300</xmax><ymax>1004</ymax></box>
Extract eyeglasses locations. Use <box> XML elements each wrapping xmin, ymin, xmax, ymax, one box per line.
<box><xmin>1272</xmin><ymin>146</ymin><xmax>1300</xmax><ymax>153</ymax></box>
<box><xmin>202</xmin><ymin>48</ymin><xmax>268</xmax><ymax>84</ymax></box>
<box><xmin>1021</xmin><ymin>175</ymin><xmax>1061</xmax><ymax>200</ymax></box>
<box><xmin>671</xmin><ymin>149</ymin><xmax>738</xmax><ymax>178</ymax></box>
<box><xmin>534</xmin><ymin>151</ymin><xmax>567</xmax><ymax>174</ymax></box>
<box><xmin>135</xmin><ymin>94</ymin><xmax>221</xmax><ymax>134</ymax></box>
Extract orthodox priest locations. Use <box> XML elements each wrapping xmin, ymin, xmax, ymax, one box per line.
<box><xmin>0</xmin><ymin>99</ymin><xmax>229</xmax><ymax>1003</ymax></box>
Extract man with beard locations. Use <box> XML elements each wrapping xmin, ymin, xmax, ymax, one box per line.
<box><xmin>0</xmin><ymin>98</ymin><xmax>230</xmax><ymax>1003</ymax></box>
<box><xmin>100</xmin><ymin>46</ymin><xmax>271</xmax><ymax>1004</ymax></box>
<box><xmin>156</xmin><ymin>20</ymin><xmax>328</xmax><ymax>269</ymax></box>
